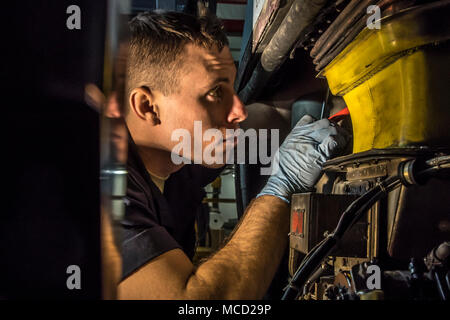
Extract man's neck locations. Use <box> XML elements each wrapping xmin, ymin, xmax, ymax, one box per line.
<box><xmin>137</xmin><ymin>146</ymin><xmax>184</xmax><ymax>178</ymax></box>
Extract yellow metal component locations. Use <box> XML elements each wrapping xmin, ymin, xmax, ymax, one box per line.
<box><xmin>321</xmin><ymin>2</ymin><xmax>450</xmax><ymax>153</ymax></box>
<box><xmin>211</xmin><ymin>176</ymin><xmax>222</xmax><ymax>189</ymax></box>
<box><xmin>359</xmin><ymin>290</ymin><xmax>384</xmax><ymax>300</ymax></box>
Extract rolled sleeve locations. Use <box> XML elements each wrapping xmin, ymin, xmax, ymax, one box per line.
<box><xmin>121</xmin><ymin>225</ymin><xmax>181</xmax><ymax>279</ymax></box>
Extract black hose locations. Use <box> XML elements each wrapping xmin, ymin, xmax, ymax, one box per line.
<box><xmin>283</xmin><ymin>234</ymin><xmax>339</xmax><ymax>299</ymax></box>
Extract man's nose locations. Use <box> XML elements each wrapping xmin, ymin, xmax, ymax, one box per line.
<box><xmin>227</xmin><ymin>93</ymin><xmax>248</xmax><ymax>124</ymax></box>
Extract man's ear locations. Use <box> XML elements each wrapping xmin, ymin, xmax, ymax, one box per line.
<box><xmin>129</xmin><ymin>86</ymin><xmax>161</xmax><ymax>125</ymax></box>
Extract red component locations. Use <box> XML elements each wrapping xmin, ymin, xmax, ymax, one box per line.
<box><xmin>328</xmin><ymin>107</ymin><xmax>350</xmax><ymax>121</ymax></box>
<box><xmin>291</xmin><ymin>210</ymin><xmax>304</xmax><ymax>235</ymax></box>
<box><xmin>291</xmin><ymin>212</ymin><xmax>298</xmax><ymax>233</ymax></box>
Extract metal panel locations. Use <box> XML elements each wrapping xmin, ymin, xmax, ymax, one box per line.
<box><xmin>289</xmin><ymin>193</ymin><xmax>367</xmax><ymax>258</ymax></box>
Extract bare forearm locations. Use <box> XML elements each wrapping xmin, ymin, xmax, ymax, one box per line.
<box><xmin>118</xmin><ymin>195</ymin><xmax>290</xmax><ymax>299</ymax></box>
<box><xmin>185</xmin><ymin>195</ymin><xmax>289</xmax><ymax>299</ymax></box>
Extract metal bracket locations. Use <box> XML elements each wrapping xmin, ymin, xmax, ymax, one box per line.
<box><xmin>346</xmin><ymin>164</ymin><xmax>387</xmax><ymax>181</ymax></box>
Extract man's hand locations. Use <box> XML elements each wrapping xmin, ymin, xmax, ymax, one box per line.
<box><xmin>258</xmin><ymin>115</ymin><xmax>349</xmax><ymax>203</ymax></box>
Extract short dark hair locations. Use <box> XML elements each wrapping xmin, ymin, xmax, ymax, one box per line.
<box><xmin>127</xmin><ymin>10</ymin><xmax>229</xmax><ymax>98</ymax></box>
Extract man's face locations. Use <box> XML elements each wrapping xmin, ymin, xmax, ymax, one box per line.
<box><xmin>147</xmin><ymin>44</ymin><xmax>248</xmax><ymax>167</ymax></box>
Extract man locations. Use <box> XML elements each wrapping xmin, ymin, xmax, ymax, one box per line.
<box><xmin>118</xmin><ymin>11</ymin><xmax>347</xmax><ymax>299</ymax></box>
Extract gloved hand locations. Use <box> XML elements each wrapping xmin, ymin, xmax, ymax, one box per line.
<box><xmin>258</xmin><ymin>115</ymin><xmax>349</xmax><ymax>203</ymax></box>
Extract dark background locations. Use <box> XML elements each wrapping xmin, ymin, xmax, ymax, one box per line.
<box><xmin>0</xmin><ymin>1</ymin><xmax>106</xmax><ymax>299</ymax></box>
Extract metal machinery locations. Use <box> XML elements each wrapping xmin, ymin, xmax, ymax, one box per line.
<box><xmin>236</xmin><ymin>0</ymin><xmax>450</xmax><ymax>300</ymax></box>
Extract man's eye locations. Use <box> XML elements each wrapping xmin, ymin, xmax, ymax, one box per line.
<box><xmin>207</xmin><ymin>86</ymin><xmax>222</xmax><ymax>99</ymax></box>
